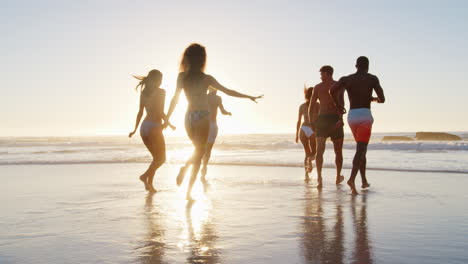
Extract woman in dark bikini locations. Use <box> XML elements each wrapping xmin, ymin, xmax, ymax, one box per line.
<box><xmin>129</xmin><ymin>69</ymin><xmax>171</xmax><ymax>193</ymax></box>
<box><xmin>165</xmin><ymin>43</ymin><xmax>262</xmax><ymax>200</ymax></box>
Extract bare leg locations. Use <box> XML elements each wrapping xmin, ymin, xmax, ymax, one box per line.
<box><xmin>141</xmin><ymin>129</ymin><xmax>166</xmax><ymax>193</ymax></box>
<box><xmin>201</xmin><ymin>143</ymin><xmax>214</xmax><ymax>181</ymax></box>
<box><xmin>140</xmin><ymin>136</ymin><xmax>153</xmax><ymax>191</ymax></box>
<box><xmin>310</xmin><ymin>134</ymin><xmax>317</xmax><ymax>161</ymax></box>
<box><xmin>299</xmin><ymin>130</ymin><xmax>312</xmax><ymax>179</ymax></box>
<box><xmin>332</xmin><ymin>138</ymin><xmax>344</xmax><ymax>184</ymax></box>
<box><xmin>308</xmin><ymin>135</ymin><xmax>317</xmax><ymax>174</ymax></box>
<box><xmin>348</xmin><ymin>142</ymin><xmax>368</xmax><ymax>195</ymax></box>
<box><xmin>177</xmin><ymin>119</ymin><xmax>196</xmax><ymax>186</ymax></box>
<box><xmin>186</xmin><ymin>146</ymin><xmax>204</xmax><ymax>200</ymax></box>
<box><xmin>315</xmin><ymin>137</ymin><xmax>326</xmax><ymax>188</ymax></box>
<box><xmin>139</xmin><ymin>175</ymin><xmax>149</xmax><ymax>190</ymax></box>
<box><xmin>360</xmin><ymin>156</ymin><xmax>370</xmax><ymax>188</ymax></box>
<box><xmin>146</xmin><ymin>129</ymin><xmax>166</xmax><ymax>193</ymax></box>
<box><xmin>185</xmin><ymin>117</ymin><xmax>209</xmax><ymax>200</ymax></box>
<box><xmin>177</xmin><ymin>153</ymin><xmax>194</xmax><ymax>186</ymax></box>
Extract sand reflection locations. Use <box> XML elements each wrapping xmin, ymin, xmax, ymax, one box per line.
<box><xmin>184</xmin><ymin>199</ymin><xmax>221</xmax><ymax>264</ymax></box>
<box><xmin>136</xmin><ymin>193</ymin><xmax>167</xmax><ymax>264</ymax></box>
<box><xmin>351</xmin><ymin>194</ymin><xmax>373</xmax><ymax>264</ymax></box>
<box><xmin>301</xmin><ymin>186</ymin><xmax>373</xmax><ymax>263</ymax></box>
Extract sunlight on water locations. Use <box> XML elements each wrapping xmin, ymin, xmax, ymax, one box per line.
<box><xmin>2</xmin><ymin>134</ymin><xmax>467</xmax><ymax>173</ymax></box>
<box><xmin>173</xmin><ymin>182</ymin><xmax>215</xmax><ymax>261</ymax></box>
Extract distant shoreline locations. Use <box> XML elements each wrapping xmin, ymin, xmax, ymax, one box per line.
<box><xmin>1</xmin><ymin>131</ymin><xmax>468</xmax><ymax>138</ymax></box>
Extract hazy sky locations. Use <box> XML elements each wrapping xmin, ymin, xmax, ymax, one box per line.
<box><xmin>2</xmin><ymin>0</ymin><xmax>467</xmax><ymax>136</ymax></box>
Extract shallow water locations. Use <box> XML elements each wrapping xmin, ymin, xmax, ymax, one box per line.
<box><xmin>1</xmin><ymin>164</ymin><xmax>468</xmax><ymax>263</ymax></box>
<box><xmin>2</xmin><ymin>133</ymin><xmax>468</xmax><ymax>173</ymax></box>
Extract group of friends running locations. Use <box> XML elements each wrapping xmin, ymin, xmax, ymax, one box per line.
<box><xmin>129</xmin><ymin>43</ymin><xmax>385</xmax><ymax>199</ymax></box>
<box><xmin>296</xmin><ymin>57</ymin><xmax>386</xmax><ymax>194</ymax></box>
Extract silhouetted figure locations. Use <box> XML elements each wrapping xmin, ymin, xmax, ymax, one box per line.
<box><xmin>331</xmin><ymin>56</ymin><xmax>385</xmax><ymax>194</ymax></box>
<box><xmin>309</xmin><ymin>66</ymin><xmax>345</xmax><ymax>188</ymax></box>
<box><xmin>179</xmin><ymin>87</ymin><xmax>232</xmax><ymax>185</ymax></box>
<box><xmin>296</xmin><ymin>86</ymin><xmax>319</xmax><ymax>180</ymax></box>
<box><xmin>165</xmin><ymin>43</ymin><xmax>262</xmax><ymax>200</ymax></box>
<box><xmin>201</xmin><ymin>88</ymin><xmax>232</xmax><ymax>181</ymax></box>
<box><xmin>129</xmin><ymin>69</ymin><xmax>172</xmax><ymax>193</ymax></box>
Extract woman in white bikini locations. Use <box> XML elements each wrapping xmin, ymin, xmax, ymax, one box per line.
<box><xmin>296</xmin><ymin>86</ymin><xmax>319</xmax><ymax>180</ymax></box>
<box><xmin>129</xmin><ymin>69</ymin><xmax>171</xmax><ymax>193</ymax></box>
<box><xmin>165</xmin><ymin>43</ymin><xmax>262</xmax><ymax>200</ymax></box>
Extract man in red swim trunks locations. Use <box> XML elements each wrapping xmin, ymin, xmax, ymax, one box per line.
<box><xmin>331</xmin><ymin>56</ymin><xmax>386</xmax><ymax>194</ymax></box>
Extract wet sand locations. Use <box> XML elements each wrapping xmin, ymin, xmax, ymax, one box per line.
<box><xmin>1</xmin><ymin>164</ymin><xmax>468</xmax><ymax>264</ymax></box>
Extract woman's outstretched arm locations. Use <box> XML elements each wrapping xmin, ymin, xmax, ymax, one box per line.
<box><xmin>218</xmin><ymin>97</ymin><xmax>232</xmax><ymax>116</ymax></box>
<box><xmin>129</xmin><ymin>94</ymin><xmax>145</xmax><ymax>138</ymax></box>
<box><xmin>207</xmin><ymin>75</ymin><xmax>263</xmax><ymax>103</ymax></box>
<box><xmin>165</xmin><ymin>73</ymin><xmax>184</xmax><ymax>123</ymax></box>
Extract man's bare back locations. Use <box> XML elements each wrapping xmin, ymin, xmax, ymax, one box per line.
<box><xmin>312</xmin><ymin>81</ymin><xmax>340</xmax><ymax>115</ymax></box>
<box><xmin>335</xmin><ymin>72</ymin><xmax>385</xmax><ymax>110</ymax></box>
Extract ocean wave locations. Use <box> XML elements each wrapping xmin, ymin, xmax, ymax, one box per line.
<box><xmin>3</xmin><ymin>135</ymin><xmax>468</xmax><ymax>152</ymax></box>
<box><xmin>364</xmin><ymin>142</ymin><xmax>468</xmax><ymax>151</ymax></box>
<box><xmin>214</xmin><ymin>141</ymin><xmax>468</xmax><ymax>152</ymax></box>
<box><xmin>1</xmin><ymin>159</ymin><xmax>467</xmax><ymax>174</ymax></box>
<box><xmin>2</xmin><ymin>141</ymin><xmax>467</xmax><ymax>156</ymax></box>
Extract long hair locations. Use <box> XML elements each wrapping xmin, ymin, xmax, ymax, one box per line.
<box><xmin>180</xmin><ymin>43</ymin><xmax>207</xmax><ymax>74</ymax></box>
<box><xmin>305</xmin><ymin>86</ymin><xmax>314</xmax><ymax>103</ymax></box>
<box><xmin>133</xmin><ymin>69</ymin><xmax>162</xmax><ymax>95</ymax></box>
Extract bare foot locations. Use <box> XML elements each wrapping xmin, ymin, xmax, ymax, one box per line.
<box><xmin>336</xmin><ymin>175</ymin><xmax>345</xmax><ymax>185</ymax></box>
<box><xmin>201</xmin><ymin>176</ymin><xmax>208</xmax><ymax>185</ymax></box>
<box><xmin>139</xmin><ymin>175</ymin><xmax>149</xmax><ymax>190</ymax></box>
<box><xmin>176</xmin><ymin>166</ymin><xmax>187</xmax><ymax>186</ymax></box>
<box><xmin>347</xmin><ymin>180</ymin><xmax>358</xmax><ymax>195</ymax></box>
<box><xmin>186</xmin><ymin>193</ymin><xmax>194</xmax><ymax>201</ymax></box>
<box><xmin>307</xmin><ymin>158</ymin><xmax>313</xmax><ymax>173</ymax></box>
<box><xmin>317</xmin><ymin>177</ymin><xmax>323</xmax><ymax>188</ymax></box>
<box><xmin>148</xmin><ymin>185</ymin><xmax>157</xmax><ymax>193</ymax></box>
<box><xmin>201</xmin><ymin>179</ymin><xmax>210</xmax><ymax>193</ymax></box>
<box><xmin>362</xmin><ymin>182</ymin><xmax>371</xmax><ymax>188</ymax></box>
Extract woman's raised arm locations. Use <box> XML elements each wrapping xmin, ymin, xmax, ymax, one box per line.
<box><xmin>207</xmin><ymin>75</ymin><xmax>263</xmax><ymax>103</ymax></box>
